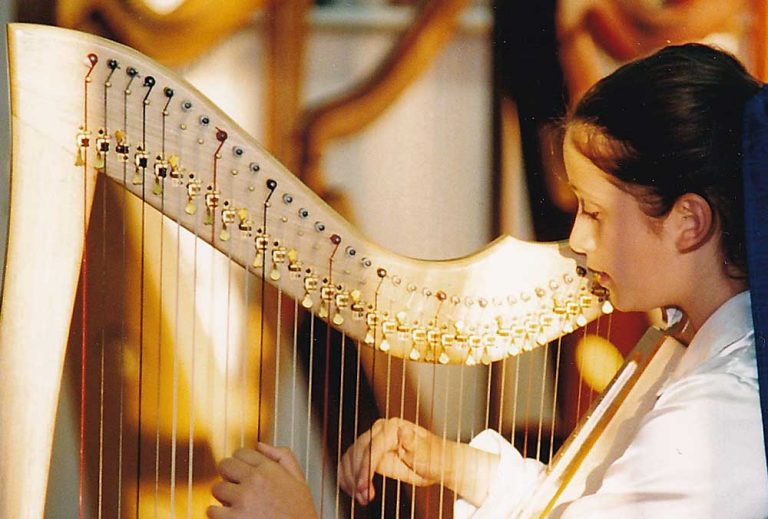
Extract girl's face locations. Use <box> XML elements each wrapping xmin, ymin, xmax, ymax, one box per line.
<box><xmin>564</xmin><ymin>128</ymin><xmax>677</xmax><ymax>312</ymax></box>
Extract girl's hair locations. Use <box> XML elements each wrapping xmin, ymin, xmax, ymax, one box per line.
<box><xmin>567</xmin><ymin>43</ymin><xmax>762</xmax><ymax>275</ymax></box>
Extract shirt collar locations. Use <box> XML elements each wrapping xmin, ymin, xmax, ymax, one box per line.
<box><xmin>666</xmin><ymin>291</ymin><xmax>753</xmax><ymax>384</ymax></box>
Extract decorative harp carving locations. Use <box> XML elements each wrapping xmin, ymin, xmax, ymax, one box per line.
<box><xmin>0</xmin><ymin>23</ymin><xmax>680</xmax><ymax>518</ymax></box>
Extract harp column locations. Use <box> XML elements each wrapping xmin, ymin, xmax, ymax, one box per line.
<box><xmin>0</xmin><ymin>25</ymin><xmax>99</xmax><ymax>519</ymax></box>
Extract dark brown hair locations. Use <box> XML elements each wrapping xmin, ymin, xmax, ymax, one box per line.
<box><xmin>567</xmin><ymin>43</ymin><xmax>762</xmax><ymax>275</ymax></box>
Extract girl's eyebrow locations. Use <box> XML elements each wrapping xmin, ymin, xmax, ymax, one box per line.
<box><xmin>566</xmin><ymin>181</ymin><xmax>582</xmax><ymax>195</ymax></box>
<box><xmin>569</xmin><ymin>185</ymin><xmax>605</xmax><ymax>209</ymax></box>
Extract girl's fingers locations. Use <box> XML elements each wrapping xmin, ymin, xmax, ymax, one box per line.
<box><xmin>206</xmin><ymin>505</ymin><xmax>228</xmax><ymax>519</ymax></box>
<box><xmin>339</xmin><ymin>426</ymin><xmax>372</xmax><ymax>498</ymax></box>
<box><xmin>397</xmin><ymin>425</ymin><xmax>417</xmax><ymax>467</ymax></box>
<box><xmin>211</xmin><ymin>480</ymin><xmax>240</xmax><ymax>506</ymax></box>
<box><xmin>230</xmin><ymin>447</ymin><xmax>270</xmax><ymax>469</ymax></box>
<box><xmin>255</xmin><ymin>443</ymin><xmax>305</xmax><ymax>481</ymax></box>
<box><xmin>217</xmin><ymin>456</ymin><xmax>253</xmax><ymax>484</ymax></box>
<box><xmin>339</xmin><ymin>418</ymin><xmax>437</xmax><ymax>504</ymax></box>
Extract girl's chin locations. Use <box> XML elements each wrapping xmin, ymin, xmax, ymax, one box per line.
<box><xmin>603</xmin><ymin>289</ymin><xmax>630</xmax><ymax>312</ymax></box>
<box><xmin>607</xmin><ymin>294</ymin><xmax>651</xmax><ymax>314</ymax></box>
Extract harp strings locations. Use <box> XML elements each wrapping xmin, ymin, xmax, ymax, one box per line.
<box><xmin>589</xmin><ymin>316</ymin><xmax>601</xmax><ymax>408</ymax></box>
<box><xmin>256</xmin><ymin>179</ymin><xmax>274</xmax><ymax>442</ymax></box>
<box><xmin>334</xmin><ymin>333</ymin><xmax>347</xmax><ymax>517</ymax></box>
<box><xmin>272</xmin><ymin>284</ymin><xmax>283</xmax><ymax>444</ymax></box>
<box><xmin>133</xmin><ymin>71</ymin><xmax>153</xmax><ymax>518</ymax></box>
<box><xmin>79</xmin><ymin>52</ymin><xmax>98</xmax><ymax>519</ymax></box>
<box><xmin>437</xmin><ymin>366</ymin><xmax>451</xmax><ymax>518</ymax></box>
<box><xmin>291</xmin><ymin>297</ymin><xmax>300</xmax><ymax>453</ymax></box>
<box><xmin>152</xmin><ymin>83</ymin><xmax>172</xmax><ymax>519</ymax></box>
<box><xmin>169</xmin><ymin>166</ymin><xmax>183</xmax><ymax>517</ymax></box>
<box><xmin>520</xmin><ymin>348</ymin><xmax>532</xmax><ymax>458</ymax></box>
<box><xmin>549</xmin><ymin>336</ymin><xmax>564</xmax><ymax>463</ymax></box>
<box><xmin>221</xmin><ymin>182</ymin><xmax>235</xmax><ymax>461</ymax></box>
<box><xmin>451</xmin><ymin>361</ymin><xmax>467</xmax><ymax>514</ymax></box>
<box><xmin>378</xmin><ymin>340</ymin><xmax>393</xmax><ymax>517</ymax></box>
<box><xmin>73</xmin><ymin>50</ymin><xmax>618</xmax><ymax>519</ymax></box>
<box><xmin>425</xmin><ymin>357</ymin><xmax>437</xmax><ymax>517</ymax></box>
<box><xmin>97</xmin><ymin>57</ymin><xmax>118</xmax><ymax>519</ymax></box>
<box><xmin>575</xmin><ymin>324</ymin><xmax>587</xmax><ymax>432</ymax></box>
<box><xmin>319</xmin><ymin>236</ymin><xmax>342</xmax><ymax>516</ymax></box>
<box><xmin>412</xmin><ymin>360</ymin><xmax>423</xmax><ymax>518</ymax></box>
<box><xmin>186</xmin><ymin>212</ymin><xmax>199</xmax><ymax>518</ymax></box>
<box><xmin>351</xmin><ymin>335</ymin><xmax>363</xmax><ymax>519</ymax></box>
<box><xmin>169</xmin><ymin>88</ymin><xmax>189</xmax><ymax>518</ymax></box>
<box><xmin>117</xmin><ymin>62</ymin><xmax>136</xmax><ymax>519</ymax></box>
<box><xmin>306</xmin><ymin>312</ymin><xmax>316</xmax><ymax>479</ymax></box>
<box><xmin>395</xmin><ymin>344</ymin><xmax>408</xmax><ymax>516</ymax></box>
<box><xmin>242</xmin><ymin>255</ymin><xmax>251</xmax><ymax>450</ymax></box>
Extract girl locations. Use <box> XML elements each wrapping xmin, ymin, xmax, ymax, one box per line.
<box><xmin>208</xmin><ymin>43</ymin><xmax>768</xmax><ymax>518</ymax></box>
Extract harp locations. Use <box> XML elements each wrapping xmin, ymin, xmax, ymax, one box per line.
<box><xmin>0</xmin><ymin>24</ymin><xmax>683</xmax><ymax>518</ymax></box>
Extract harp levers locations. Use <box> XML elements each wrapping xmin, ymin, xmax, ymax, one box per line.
<box><xmin>0</xmin><ymin>23</ymin><xmax>674</xmax><ymax>519</ymax></box>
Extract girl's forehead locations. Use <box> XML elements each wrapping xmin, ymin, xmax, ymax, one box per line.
<box><xmin>563</xmin><ymin>133</ymin><xmax>623</xmax><ymax>202</ymax></box>
<box><xmin>563</xmin><ymin>132</ymin><xmax>605</xmax><ymax>185</ymax></box>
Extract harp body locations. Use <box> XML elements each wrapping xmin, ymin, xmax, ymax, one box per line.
<box><xmin>0</xmin><ymin>23</ymin><xmax>681</xmax><ymax>518</ymax></box>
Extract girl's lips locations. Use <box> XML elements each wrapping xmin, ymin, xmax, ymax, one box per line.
<box><xmin>589</xmin><ymin>268</ymin><xmax>610</xmax><ymax>286</ymax></box>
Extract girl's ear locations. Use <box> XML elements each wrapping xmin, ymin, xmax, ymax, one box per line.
<box><xmin>671</xmin><ymin>193</ymin><xmax>714</xmax><ymax>252</ymax></box>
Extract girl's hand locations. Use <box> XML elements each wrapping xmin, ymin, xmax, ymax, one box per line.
<box><xmin>207</xmin><ymin>444</ymin><xmax>318</xmax><ymax>519</ymax></box>
<box><xmin>338</xmin><ymin>417</ymin><xmax>453</xmax><ymax>505</ymax></box>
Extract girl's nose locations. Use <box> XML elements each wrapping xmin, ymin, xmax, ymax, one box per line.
<box><xmin>569</xmin><ymin>215</ymin><xmax>596</xmax><ymax>254</ymax></box>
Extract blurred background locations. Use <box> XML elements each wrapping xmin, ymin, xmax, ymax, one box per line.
<box><xmin>0</xmin><ymin>1</ymin><xmax>764</xmax><ymax>517</ymax></box>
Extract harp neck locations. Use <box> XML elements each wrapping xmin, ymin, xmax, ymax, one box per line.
<box><xmin>6</xmin><ymin>23</ymin><xmax>607</xmax><ymax>365</ymax></box>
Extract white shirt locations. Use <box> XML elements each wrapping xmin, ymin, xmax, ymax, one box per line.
<box><xmin>455</xmin><ymin>291</ymin><xmax>768</xmax><ymax>518</ymax></box>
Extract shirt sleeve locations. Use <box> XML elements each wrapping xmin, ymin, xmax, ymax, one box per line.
<box><xmin>456</xmin><ymin>371</ymin><xmax>767</xmax><ymax>519</ymax></box>
<box><xmin>453</xmin><ymin>429</ymin><xmax>545</xmax><ymax>519</ymax></box>
<box><xmin>556</xmin><ymin>372</ymin><xmax>768</xmax><ymax>519</ymax></box>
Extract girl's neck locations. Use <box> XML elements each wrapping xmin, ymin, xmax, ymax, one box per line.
<box><xmin>682</xmin><ymin>273</ymin><xmax>747</xmax><ymax>335</ymax></box>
